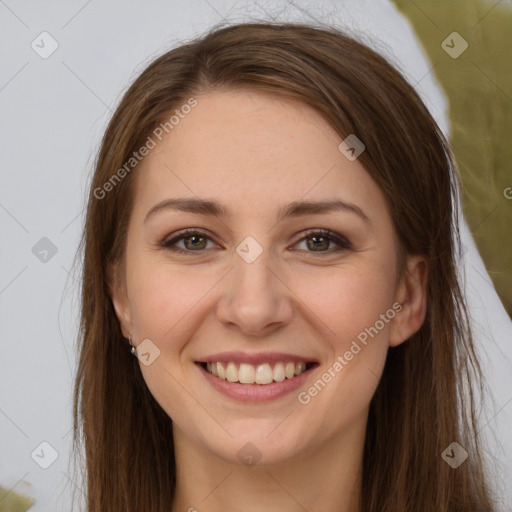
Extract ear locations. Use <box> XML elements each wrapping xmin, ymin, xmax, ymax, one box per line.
<box><xmin>389</xmin><ymin>254</ymin><xmax>428</xmax><ymax>347</ymax></box>
<box><xmin>108</xmin><ymin>261</ymin><xmax>133</xmax><ymax>339</ymax></box>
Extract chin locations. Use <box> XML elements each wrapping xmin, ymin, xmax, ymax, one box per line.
<box><xmin>204</xmin><ymin>422</ymin><xmax>313</xmax><ymax>467</ymax></box>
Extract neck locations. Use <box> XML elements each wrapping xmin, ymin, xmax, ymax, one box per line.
<box><xmin>171</xmin><ymin>415</ymin><xmax>366</xmax><ymax>512</ymax></box>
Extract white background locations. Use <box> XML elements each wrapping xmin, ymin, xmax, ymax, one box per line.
<box><xmin>0</xmin><ymin>0</ymin><xmax>511</xmax><ymax>510</ymax></box>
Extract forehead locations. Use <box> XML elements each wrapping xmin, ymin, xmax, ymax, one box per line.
<box><xmin>132</xmin><ymin>89</ymin><xmax>387</xmax><ymax>222</ymax></box>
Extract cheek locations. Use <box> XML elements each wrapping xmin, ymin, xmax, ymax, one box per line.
<box><xmin>130</xmin><ymin>268</ymin><xmax>203</xmax><ymax>344</ymax></box>
<box><xmin>127</xmin><ymin>252</ymin><xmax>230</xmax><ymax>359</ymax></box>
<box><xmin>127</xmin><ymin>262</ymin><xmax>214</xmax><ymax>427</ymax></box>
<box><xmin>290</xmin><ymin>268</ymin><xmax>395</xmax><ymax>433</ymax></box>
<box><xmin>294</xmin><ymin>263</ymin><xmax>396</xmax><ymax>346</ymax></box>
<box><xmin>291</xmin><ymin>264</ymin><xmax>395</xmax><ymax>406</ymax></box>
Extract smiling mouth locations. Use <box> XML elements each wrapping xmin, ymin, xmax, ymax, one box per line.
<box><xmin>197</xmin><ymin>361</ymin><xmax>318</xmax><ymax>385</ymax></box>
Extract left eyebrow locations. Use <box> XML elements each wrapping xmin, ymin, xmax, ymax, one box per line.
<box><xmin>277</xmin><ymin>199</ymin><xmax>371</xmax><ymax>225</ymax></box>
<box><xmin>144</xmin><ymin>197</ymin><xmax>371</xmax><ymax>225</ymax></box>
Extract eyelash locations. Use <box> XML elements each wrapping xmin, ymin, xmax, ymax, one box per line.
<box><xmin>160</xmin><ymin>228</ymin><xmax>352</xmax><ymax>256</ymax></box>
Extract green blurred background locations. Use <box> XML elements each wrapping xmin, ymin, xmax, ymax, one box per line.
<box><xmin>392</xmin><ymin>0</ymin><xmax>511</xmax><ymax>316</ymax></box>
<box><xmin>0</xmin><ymin>485</ymin><xmax>34</xmax><ymax>512</ymax></box>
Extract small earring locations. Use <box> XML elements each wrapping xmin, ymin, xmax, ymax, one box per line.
<box><xmin>128</xmin><ymin>337</ymin><xmax>136</xmax><ymax>356</ymax></box>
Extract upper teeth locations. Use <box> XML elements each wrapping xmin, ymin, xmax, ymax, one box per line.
<box><xmin>206</xmin><ymin>361</ymin><xmax>308</xmax><ymax>385</ymax></box>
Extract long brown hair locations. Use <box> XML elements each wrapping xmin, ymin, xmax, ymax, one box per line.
<box><xmin>72</xmin><ymin>21</ymin><xmax>496</xmax><ymax>511</ymax></box>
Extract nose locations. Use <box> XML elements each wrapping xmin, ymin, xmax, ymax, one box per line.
<box><xmin>215</xmin><ymin>248</ymin><xmax>294</xmax><ymax>337</ymax></box>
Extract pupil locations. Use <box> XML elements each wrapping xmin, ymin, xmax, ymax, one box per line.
<box><xmin>309</xmin><ymin>236</ymin><xmax>327</xmax><ymax>251</ymax></box>
<box><xmin>186</xmin><ymin>235</ymin><xmax>205</xmax><ymax>250</ymax></box>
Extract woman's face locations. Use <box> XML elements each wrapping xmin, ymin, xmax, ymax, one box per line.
<box><xmin>111</xmin><ymin>88</ymin><xmax>427</xmax><ymax>466</ymax></box>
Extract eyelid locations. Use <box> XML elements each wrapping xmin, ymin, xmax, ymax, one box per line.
<box><xmin>160</xmin><ymin>228</ymin><xmax>352</xmax><ymax>256</ymax></box>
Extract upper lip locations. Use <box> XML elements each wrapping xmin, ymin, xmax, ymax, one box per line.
<box><xmin>196</xmin><ymin>351</ymin><xmax>318</xmax><ymax>365</ymax></box>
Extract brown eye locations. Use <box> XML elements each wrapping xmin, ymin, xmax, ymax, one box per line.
<box><xmin>161</xmin><ymin>230</ymin><xmax>218</xmax><ymax>254</ymax></box>
<box><xmin>293</xmin><ymin>229</ymin><xmax>352</xmax><ymax>255</ymax></box>
<box><xmin>180</xmin><ymin>234</ymin><xmax>208</xmax><ymax>251</ymax></box>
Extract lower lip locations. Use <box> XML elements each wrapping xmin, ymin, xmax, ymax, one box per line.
<box><xmin>196</xmin><ymin>363</ymin><xmax>318</xmax><ymax>403</ymax></box>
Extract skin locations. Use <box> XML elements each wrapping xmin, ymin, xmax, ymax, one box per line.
<box><xmin>110</xmin><ymin>89</ymin><xmax>428</xmax><ymax>512</ymax></box>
